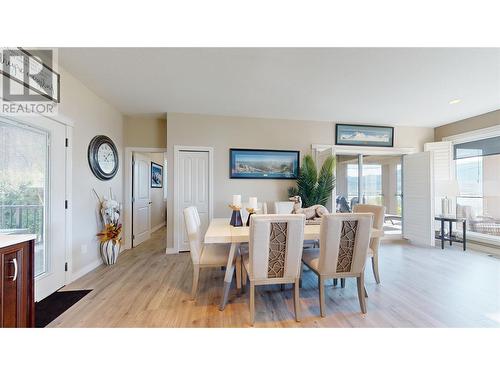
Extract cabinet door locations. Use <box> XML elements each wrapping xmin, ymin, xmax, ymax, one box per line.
<box><xmin>1</xmin><ymin>245</ymin><xmax>27</xmax><ymax>327</ymax></box>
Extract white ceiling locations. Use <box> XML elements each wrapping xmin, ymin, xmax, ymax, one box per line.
<box><xmin>59</xmin><ymin>48</ymin><xmax>500</xmax><ymax>127</ymax></box>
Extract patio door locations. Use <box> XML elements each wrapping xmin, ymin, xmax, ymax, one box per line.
<box><xmin>0</xmin><ymin>117</ymin><xmax>67</xmax><ymax>301</ymax></box>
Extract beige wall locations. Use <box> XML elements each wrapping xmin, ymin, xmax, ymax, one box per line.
<box><xmin>434</xmin><ymin>109</ymin><xmax>500</xmax><ymax>140</ymax></box>
<box><xmin>58</xmin><ymin>66</ymin><xmax>124</xmax><ymax>278</ymax></box>
<box><xmin>166</xmin><ymin>112</ymin><xmax>434</xmax><ymax>248</ymax></box>
<box><xmin>124</xmin><ymin>115</ymin><xmax>167</xmax><ymax>148</ymax></box>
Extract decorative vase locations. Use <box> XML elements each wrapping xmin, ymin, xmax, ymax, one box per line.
<box><xmin>245</xmin><ymin>208</ymin><xmax>255</xmax><ymax>227</ymax></box>
<box><xmin>100</xmin><ymin>240</ymin><xmax>121</xmax><ymax>265</ymax></box>
<box><xmin>230</xmin><ymin>209</ymin><xmax>243</xmax><ymax>227</ymax></box>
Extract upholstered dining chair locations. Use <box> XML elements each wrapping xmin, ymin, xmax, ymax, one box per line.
<box><xmin>183</xmin><ymin>206</ymin><xmax>232</xmax><ymax>299</ymax></box>
<box><xmin>242</xmin><ymin>214</ymin><xmax>306</xmax><ymax>325</ymax></box>
<box><xmin>353</xmin><ymin>204</ymin><xmax>385</xmax><ymax>284</ymax></box>
<box><xmin>302</xmin><ymin>213</ymin><xmax>373</xmax><ymax>316</ymax></box>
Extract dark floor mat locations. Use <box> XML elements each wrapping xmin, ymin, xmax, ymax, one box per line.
<box><xmin>35</xmin><ymin>289</ymin><xmax>92</xmax><ymax>328</ymax></box>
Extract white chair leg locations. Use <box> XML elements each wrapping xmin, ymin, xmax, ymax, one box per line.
<box><xmin>191</xmin><ymin>264</ymin><xmax>200</xmax><ymax>299</ymax></box>
<box><xmin>319</xmin><ymin>275</ymin><xmax>326</xmax><ymax>317</ymax></box>
<box><xmin>357</xmin><ymin>274</ymin><xmax>367</xmax><ymax>314</ymax></box>
<box><xmin>249</xmin><ymin>281</ymin><xmax>255</xmax><ymax>325</ymax></box>
<box><xmin>372</xmin><ymin>253</ymin><xmax>380</xmax><ymax>284</ymax></box>
<box><xmin>293</xmin><ymin>279</ymin><xmax>301</xmax><ymax>322</ymax></box>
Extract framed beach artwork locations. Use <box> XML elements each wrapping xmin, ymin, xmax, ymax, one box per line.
<box><xmin>229</xmin><ymin>149</ymin><xmax>300</xmax><ymax>179</ymax></box>
<box><xmin>335</xmin><ymin>124</ymin><xmax>394</xmax><ymax>147</ymax></box>
<box><xmin>151</xmin><ymin>162</ymin><xmax>163</xmax><ymax>188</ymax></box>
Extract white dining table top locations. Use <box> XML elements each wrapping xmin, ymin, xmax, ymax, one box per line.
<box><xmin>204</xmin><ymin>218</ymin><xmax>383</xmax><ymax>244</ymax></box>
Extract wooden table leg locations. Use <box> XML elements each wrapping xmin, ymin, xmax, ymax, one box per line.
<box><xmin>219</xmin><ymin>242</ymin><xmax>238</xmax><ymax>311</ymax></box>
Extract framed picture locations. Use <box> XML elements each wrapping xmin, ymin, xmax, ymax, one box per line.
<box><xmin>230</xmin><ymin>149</ymin><xmax>300</xmax><ymax>179</ymax></box>
<box><xmin>335</xmin><ymin>124</ymin><xmax>394</xmax><ymax>147</ymax></box>
<box><xmin>151</xmin><ymin>162</ymin><xmax>163</xmax><ymax>188</ymax></box>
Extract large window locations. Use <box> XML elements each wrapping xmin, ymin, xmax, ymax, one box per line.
<box><xmin>455</xmin><ymin>138</ymin><xmax>500</xmax><ymax>239</ymax></box>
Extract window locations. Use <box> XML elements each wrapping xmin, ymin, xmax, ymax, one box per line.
<box><xmin>455</xmin><ymin>138</ymin><xmax>500</xmax><ymax>239</ymax></box>
<box><xmin>362</xmin><ymin>164</ymin><xmax>382</xmax><ymax>205</ymax></box>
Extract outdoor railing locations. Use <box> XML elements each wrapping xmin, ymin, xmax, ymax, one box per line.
<box><xmin>0</xmin><ymin>204</ymin><xmax>44</xmax><ymax>243</ymax></box>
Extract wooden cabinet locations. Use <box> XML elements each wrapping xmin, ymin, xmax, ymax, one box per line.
<box><xmin>0</xmin><ymin>239</ymin><xmax>35</xmax><ymax>328</ymax></box>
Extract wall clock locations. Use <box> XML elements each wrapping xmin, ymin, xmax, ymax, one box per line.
<box><xmin>88</xmin><ymin>135</ymin><xmax>119</xmax><ymax>180</ymax></box>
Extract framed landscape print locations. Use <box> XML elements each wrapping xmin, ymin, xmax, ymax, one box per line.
<box><xmin>335</xmin><ymin>124</ymin><xmax>394</xmax><ymax>147</ymax></box>
<box><xmin>230</xmin><ymin>149</ymin><xmax>300</xmax><ymax>179</ymax></box>
<box><xmin>151</xmin><ymin>162</ymin><xmax>163</xmax><ymax>188</ymax></box>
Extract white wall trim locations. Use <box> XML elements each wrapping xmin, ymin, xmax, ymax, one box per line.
<box><xmin>124</xmin><ymin>147</ymin><xmax>167</xmax><ymax>251</ymax></box>
<box><xmin>334</xmin><ymin>145</ymin><xmax>416</xmax><ymax>155</ymax></box>
<box><xmin>443</xmin><ymin>124</ymin><xmax>500</xmax><ymax>144</ymax></box>
<box><xmin>70</xmin><ymin>258</ymin><xmax>103</xmax><ymax>283</ymax></box>
<box><xmin>173</xmin><ymin>145</ymin><xmax>214</xmax><ymax>253</ymax></box>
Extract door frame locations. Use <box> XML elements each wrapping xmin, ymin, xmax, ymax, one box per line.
<box><xmin>173</xmin><ymin>145</ymin><xmax>214</xmax><ymax>253</ymax></box>
<box><xmin>124</xmin><ymin>147</ymin><xmax>167</xmax><ymax>250</ymax></box>
<box><xmin>0</xmin><ymin>114</ymin><xmax>74</xmax><ymax>289</ymax></box>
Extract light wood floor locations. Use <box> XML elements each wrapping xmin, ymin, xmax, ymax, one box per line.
<box><xmin>50</xmin><ymin>229</ymin><xmax>500</xmax><ymax>327</ymax></box>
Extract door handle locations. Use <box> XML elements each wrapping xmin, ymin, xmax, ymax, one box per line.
<box><xmin>8</xmin><ymin>258</ymin><xmax>18</xmax><ymax>281</ymax></box>
<box><xmin>149</xmin><ymin>201</ymin><xmax>152</xmax><ymax>204</ymax></box>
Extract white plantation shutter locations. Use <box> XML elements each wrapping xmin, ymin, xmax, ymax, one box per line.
<box><xmin>424</xmin><ymin>141</ymin><xmax>453</xmax><ymax>180</ymax></box>
<box><xmin>403</xmin><ymin>151</ymin><xmax>435</xmax><ymax>247</ymax></box>
<box><xmin>424</xmin><ymin>141</ymin><xmax>454</xmax><ymax>216</ymax></box>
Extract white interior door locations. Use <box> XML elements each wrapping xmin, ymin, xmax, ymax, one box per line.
<box><xmin>133</xmin><ymin>153</ymin><xmax>151</xmax><ymax>246</ymax></box>
<box><xmin>0</xmin><ymin>116</ymin><xmax>67</xmax><ymax>301</ymax></box>
<box><xmin>403</xmin><ymin>151</ymin><xmax>435</xmax><ymax>247</ymax></box>
<box><xmin>177</xmin><ymin>151</ymin><xmax>209</xmax><ymax>251</ymax></box>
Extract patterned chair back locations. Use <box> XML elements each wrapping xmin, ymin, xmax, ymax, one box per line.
<box><xmin>183</xmin><ymin>206</ymin><xmax>203</xmax><ymax>264</ymax></box>
<box><xmin>248</xmin><ymin>214</ymin><xmax>306</xmax><ymax>281</ymax></box>
<box><xmin>318</xmin><ymin>213</ymin><xmax>373</xmax><ymax>275</ymax></box>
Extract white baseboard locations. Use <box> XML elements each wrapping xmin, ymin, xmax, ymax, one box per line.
<box><xmin>70</xmin><ymin>258</ymin><xmax>103</xmax><ymax>283</ymax></box>
<box><xmin>151</xmin><ymin>222</ymin><xmax>166</xmax><ymax>232</ymax></box>
<box><xmin>165</xmin><ymin>247</ymin><xmax>178</xmax><ymax>254</ymax></box>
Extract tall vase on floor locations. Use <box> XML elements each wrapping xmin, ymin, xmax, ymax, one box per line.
<box><xmin>95</xmin><ymin>188</ymin><xmax>122</xmax><ymax>266</ymax></box>
<box><xmin>100</xmin><ymin>239</ymin><xmax>121</xmax><ymax>265</ymax></box>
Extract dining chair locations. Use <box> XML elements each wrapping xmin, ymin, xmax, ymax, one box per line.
<box><xmin>302</xmin><ymin>213</ymin><xmax>373</xmax><ymax>316</ymax></box>
<box><xmin>242</xmin><ymin>214</ymin><xmax>306</xmax><ymax>325</ymax></box>
<box><xmin>240</xmin><ymin>202</ymin><xmax>268</xmax><ymax>225</ymax></box>
<box><xmin>353</xmin><ymin>204</ymin><xmax>385</xmax><ymax>284</ymax></box>
<box><xmin>183</xmin><ymin>206</ymin><xmax>233</xmax><ymax>299</ymax></box>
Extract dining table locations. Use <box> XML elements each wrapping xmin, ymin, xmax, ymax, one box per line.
<box><xmin>204</xmin><ymin>218</ymin><xmax>384</xmax><ymax>310</ymax></box>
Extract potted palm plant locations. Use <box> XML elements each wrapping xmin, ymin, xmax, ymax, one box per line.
<box><xmin>288</xmin><ymin>154</ymin><xmax>336</xmax><ymax>207</ymax></box>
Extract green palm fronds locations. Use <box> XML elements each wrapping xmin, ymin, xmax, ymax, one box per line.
<box><xmin>288</xmin><ymin>154</ymin><xmax>335</xmax><ymax>207</ymax></box>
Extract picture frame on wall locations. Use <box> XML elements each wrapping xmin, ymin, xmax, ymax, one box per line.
<box><xmin>335</xmin><ymin>124</ymin><xmax>394</xmax><ymax>147</ymax></box>
<box><xmin>229</xmin><ymin>148</ymin><xmax>300</xmax><ymax>179</ymax></box>
<box><xmin>151</xmin><ymin>162</ymin><xmax>163</xmax><ymax>188</ymax></box>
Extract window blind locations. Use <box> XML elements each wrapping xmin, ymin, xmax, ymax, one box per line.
<box><xmin>454</xmin><ymin>136</ymin><xmax>500</xmax><ymax>159</ymax></box>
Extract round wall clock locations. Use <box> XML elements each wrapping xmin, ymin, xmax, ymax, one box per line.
<box><xmin>88</xmin><ymin>135</ymin><xmax>119</xmax><ymax>180</ymax></box>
